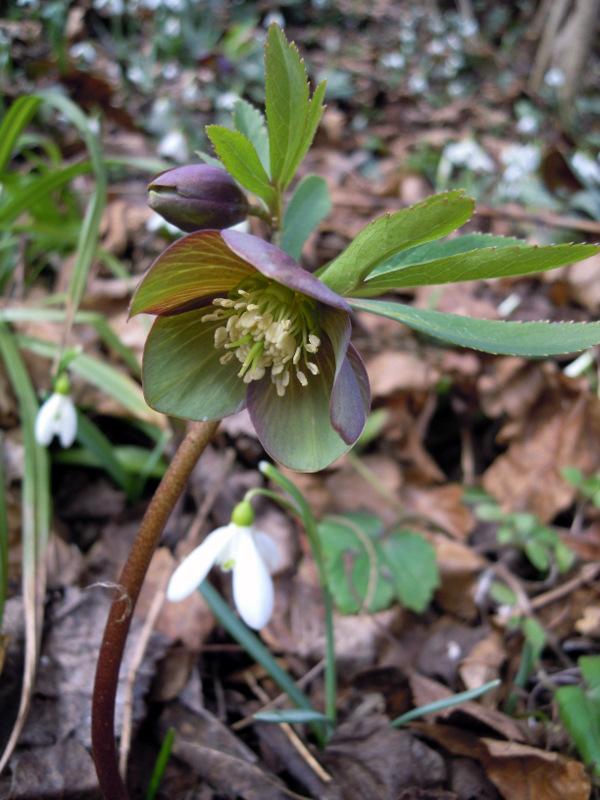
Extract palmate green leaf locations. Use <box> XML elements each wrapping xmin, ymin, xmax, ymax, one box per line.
<box><xmin>206</xmin><ymin>125</ymin><xmax>276</xmax><ymax>208</ymax></box>
<box><xmin>349</xmin><ymin>298</ymin><xmax>600</xmax><ymax>356</ymax></box>
<box><xmin>357</xmin><ymin>242</ymin><xmax>600</xmax><ymax>295</ymax></box>
<box><xmin>382</xmin><ymin>530</ymin><xmax>439</xmax><ymax>613</ymax></box>
<box><xmin>281</xmin><ymin>174</ymin><xmax>331</xmax><ymax>260</ymax></box>
<box><xmin>319</xmin><ymin>191</ymin><xmax>474</xmax><ymax>295</ymax></box>
<box><xmin>264</xmin><ymin>24</ymin><xmax>326</xmax><ymax>190</ymax></box>
<box><xmin>317</xmin><ymin>514</ymin><xmax>395</xmax><ymax>614</ymax></box>
<box><xmin>232</xmin><ymin>98</ymin><xmax>270</xmax><ymax>175</ymax></box>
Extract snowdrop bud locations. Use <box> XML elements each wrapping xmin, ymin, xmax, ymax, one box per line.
<box><xmin>35</xmin><ymin>376</ymin><xmax>77</xmax><ymax>448</ymax></box>
<box><xmin>148</xmin><ymin>164</ymin><xmax>248</xmax><ymax>233</ymax></box>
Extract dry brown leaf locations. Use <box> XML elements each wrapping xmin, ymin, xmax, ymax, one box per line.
<box><xmin>483</xmin><ymin>384</ymin><xmax>600</xmax><ymax>521</ymax></box>
<box><xmin>432</xmin><ymin>537</ymin><xmax>487</xmax><ymax>621</ymax></box>
<box><xmin>409</xmin><ymin>673</ymin><xmax>527</xmax><ymax>744</ymax></box>
<box><xmin>478</xmin><ymin>357</ymin><xmax>549</xmax><ymax>419</ymax></box>
<box><xmin>367</xmin><ymin>351</ymin><xmax>440</xmax><ymax>398</ymax></box>
<box><xmin>401</xmin><ymin>484</ymin><xmax>475</xmax><ymax>540</ymax></box>
<box><xmin>459</xmin><ymin>631</ymin><xmax>506</xmax><ymax>698</ymax></box>
<box><xmin>481</xmin><ymin>739</ymin><xmax>591</xmax><ymax>800</ymax></box>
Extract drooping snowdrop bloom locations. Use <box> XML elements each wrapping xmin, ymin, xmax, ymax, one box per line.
<box><xmin>35</xmin><ymin>375</ymin><xmax>77</xmax><ymax>448</ymax></box>
<box><xmin>167</xmin><ymin>502</ymin><xmax>279</xmax><ymax>630</ymax></box>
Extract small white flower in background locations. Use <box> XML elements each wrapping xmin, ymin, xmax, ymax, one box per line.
<box><xmin>516</xmin><ymin>114</ymin><xmax>539</xmax><ymax>135</ymax></box>
<box><xmin>167</xmin><ymin>501</ymin><xmax>279</xmax><ymax>630</ymax></box>
<box><xmin>215</xmin><ymin>91</ymin><xmax>239</xmax><ymax>112</ymax></box>
<box><xmin>544</xmin><ymin>67</ymin><xmax>566</xmax><ymax>88</ymax></box>
<box><xmin>437</xmin><ymin>139</ymin><xmax>494</xmax><ymax>184</ymax></box>
<box><xmin>571</xmin><ymin>152</ymin><xmax>600</xmax><ymax>185</ymax></box>
<box><xmin>35</xmin><ymin>375</ymin><xmax>77</xmax><ymax>448</ymax></box>
<box><xmin>263</xmin><ymin>11</ymin><xmax>285</xmax><ymax>29</ymax></box>
<box><xmin>157</xmin><ymin>129</ymin><xmax>189</xmax><ymax>162</ymax></box>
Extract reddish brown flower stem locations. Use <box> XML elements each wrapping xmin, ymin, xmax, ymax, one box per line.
<box><xmin>91</xmin><ymin>420</ymin><xmax>219</xmax><ymax>800</ymax></box>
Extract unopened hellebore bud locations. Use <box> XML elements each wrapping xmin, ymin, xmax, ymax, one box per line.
<box><xmin>148</xmin><ymin>164</ymin><xmax>248</xmax><ymax>232</ymax></box>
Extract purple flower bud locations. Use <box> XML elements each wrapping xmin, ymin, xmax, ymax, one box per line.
<box><xmin>148</xmin><ymin>164</ymin><xmax>248</xmax><ymax>233</ymax></box>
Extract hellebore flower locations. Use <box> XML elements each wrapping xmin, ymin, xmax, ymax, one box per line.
<box><xmin>167</xmin><ymin>501</ymin><xmax>279</xmax><ymax>630</ymax></box>
<box><xmin>148</xmin><ymin>164</ymin><xmax>248</xmax><ymax>233</ymax></box>
<box><xmin>130</xmin><ymin>229</ymin><xmax>370</xmax><ymax>471</ymax></box>
<box><xmin>35</xmin><ymin>377</ymin><xmax>77</xmax><ymax>448</ymax></box>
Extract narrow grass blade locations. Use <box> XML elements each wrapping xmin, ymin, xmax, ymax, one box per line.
<box><xmin>0</xmin><ymin>322</ymin><xmax>51</xmax><ymax>773</ymax></box>
<box><xmin>36</xmin><ymin>93</ymin><xmax>107</xmax><ymax>360</ymax></box>
<box><xmin>0</xmin><ymin>307</ymin><xmax>141</xmax><ymax>377</ymax></box>
<box><xmin>146</xmin><ymin>727</ymin><xmax>175</xmax><ymax>800</ymax></box>
<box><xmin>390</xmin><ymin>679</ymin><xmax>501</xmax><ymax>727</ymax></box>
<box><xmin>0</xmin><ymin>96</ymin><xmax>41</xmax><ymax>173</ymax></box>
<box><xmin>0</xmin><ymin>441</ymin><xmax>7</xmax><ymax>638</ymax></box>
<box><xmin>198</xmin><ymin>581</ymin><xmax>325</xmax><ymax>745</ymax></box>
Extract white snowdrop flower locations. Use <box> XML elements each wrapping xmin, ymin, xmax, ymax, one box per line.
<box><xmin>427</xmin><ymin>38</ymin><xmax>446</xmax><ymax>56</ymax></box>
<box><xmin>263</xmin><ymin>11</ymin><xmax>285</xmax><ymax>29</ymax></box>
<box><xmin>407</xmin><ymin>73</ymin><xmax>429</xmax><ymax>94</ymax></box>
<box><xmin>438</xmin><ymin>139</ymin><xmax>494</xmax><ymax>183</ymax></box>
<box><xmin>162</xmin><ymin>61</ymin><xmax>179</xmax><ymax>80</ymax></box>
<box><xmin>380</xmin><ymin>52</ymin><xmax>405</xmax><ymax>70</ymax></box>
<box><xmin>167</xmin><ymin>502</ymin><xmax>279</xmax><ymax>630</ymax></box>
<box><xmin>69</xmin><ymin>42</ymin><xmax>97</xmax><ymax>63</ymax></box>
<box><xmin>516</xmin><ymin>114</ymin><xmax>539</xmax><ymax>135</ymax></box>
<box><xmin>35</xmin><ymin>380</ymin><xmax>77</xmax><ymax>449</ymax></box>
<box><xmin>126</xmin><ymin>64</ymin><xmax>147</xmax><ymax>86</ymax></box>
<box><xmin>93</xmin><ymin>0</ymin><xmax>125</xmax><ymax>13</ymax></box>
<box><xmin>215</xmin><ymin>91</ymin><xmax>238</xmax><ymax>111</ymax></box>
<box><xmin>164</xmin><ymin>17</ymin><xmax>181</xmax><ymax>37</ymax></box>
<box><xmin>157</xmin><ymin>129</ymin><xmax>189</xmax><ymax>162</ymax></box>
<box><xmin>572</xmin><ymin>152</ymin><xmax>600</xmax><ymax>185</ymax></box>
<box><xmin>164</xmin><ymin>0</ymin><xmax>185</xmax><ymax>10</ymax></box>
<box><xmin>544</xmin><ymin>67</ymin><xmax>565</xmax><ymax>87</ymax></box>
<box><xmin>146</xmin><ymin>211</ymin><xmax>182</xmax><ymax>236</ymax></box>
<box><xmin>500</xmin><ymin>143</ymin><xmax>540</xmax><ymax>183</ymax></box>
<box><xmin>458</xmin><ymin>17</ymin><xmax>479</xmax><ymax>37</ymax></box>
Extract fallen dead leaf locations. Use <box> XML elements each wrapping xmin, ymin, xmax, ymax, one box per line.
<box><xmin>483</xmin><ymin>380</ymin><xmax>600</xmax><ymax>521</ymax></box>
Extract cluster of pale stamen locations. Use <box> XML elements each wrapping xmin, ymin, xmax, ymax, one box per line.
<box><xmin>201</xmin><ymin>285</ymin><xmax>321</xmax><ymax>397</ymax></box>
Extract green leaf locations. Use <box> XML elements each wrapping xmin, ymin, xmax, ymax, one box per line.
<box><xmin>198</xmin><ymin>581</ymin><xmax>326</xmax><ymax>746</ymax></box>
<box><xmin>557</xmin><ymin>662</ymin><xmax>600</xmax><ymax>777</ymax></box>
<box><xmin>281</xmin><ymin>174</ymin><xmax>331</xmax><ymax>260</ymax></box>
<box><xmin>382</xmin><ymin>530</ymin><xmax>439</xmax><ymax>613</ymax></box>
<box><xmin>371</xmin><ymin>234</ymin><xmax>524</xmax><ymax>273</ymax></box>
<box><xmin>281</xmin><ymin>79</ymin><xmax>327</xmax><ymax>190</ymax></box>
<box><xmin>0</xmin><ymin>95</ymin><xmax>41</xmax><ymax>173</ymax></box>
<box><xmin>206</xmin><ymin>125</ymin><xmax>275</xmax><ymax>208</ymax></box>
<box><xmin>0</xmin><ymin>322</ymin><xmax>50</xmax><ymax>773</ymax></box>
<box><xmin>264</xmin><ymin>24</ymin><xmax>326</xmax><ymax>190</ymax></box>
<box><xmin>318</xmin><ymin>191</ymin><xmax>475</xmax><ymax>295</ymax></box>
<box><xmin>253</xmin><ymin>709</ymin><xmax>335</xmax><ymax>729</ymax></box>
<box><xmin>358</xmin><ymin>242</ymin><xmax>600</xmax><ymax>295</ymax></box>
<box><xmin>391</xmin><ymin>679</ymin><xmax>501</xmax><ymax>728</ymax></box>
<box><xmin>232</xmin><ymin>98</ymin><xmax>270</xmax><ymax>175</ymax></box>
<box><xmin>349</xmin><ymin>298</ymin><xmax>600</xmax><ymax>356</ymax></box>
<box><xmin>317</xmin><ymin>514</ymin><xmax>395</xmax><ymax>614</ymax></box>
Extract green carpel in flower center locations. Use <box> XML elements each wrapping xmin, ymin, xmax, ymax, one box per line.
<box><xmin>201</xmin><ymin>277</ymin><xmax>322</xmax><ymax>396</ymax></box>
